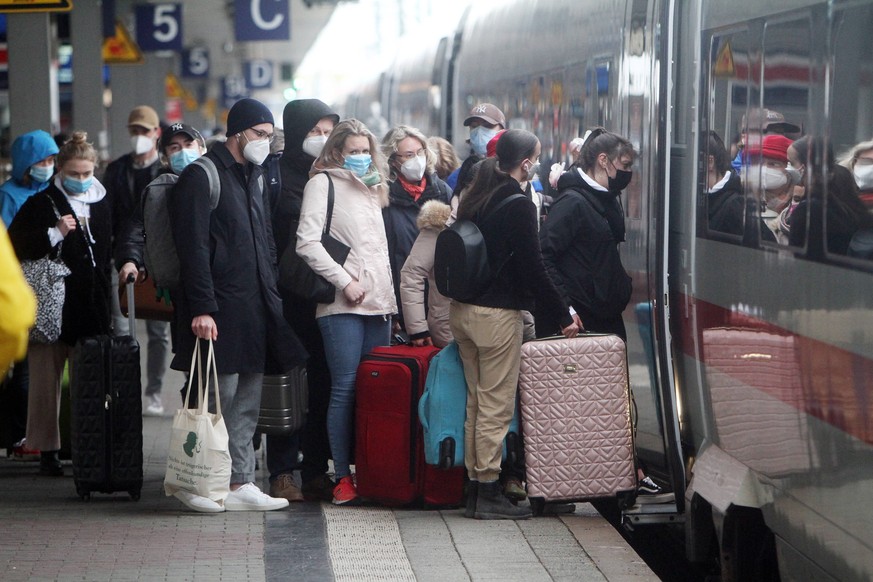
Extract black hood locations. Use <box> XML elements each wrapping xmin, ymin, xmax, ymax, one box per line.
<box><xmin>281</xmin><ymin>99</ymin><xmax>340</xmax><ymax>165</ymax></box>
<box><xmin>556</xmin><ymin>167</ymin><xmax>627</xmax><ymax>242</ymax></box>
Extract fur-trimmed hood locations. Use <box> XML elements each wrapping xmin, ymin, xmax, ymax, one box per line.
<box><xmin>416</xmin><ymin>199</ymin><xmax>451</xmax><ymax>231</ymax></box>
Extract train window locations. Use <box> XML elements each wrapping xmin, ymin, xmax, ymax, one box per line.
<box><xmin>827</xmin><ymin>5</ymin><xmax>873</xmax><ymax>263</ymax></box>
<box><xmin>588</xmin><ymin>61</ymin><xmax>612</xmax><ymax>127</ymax></box>
<box><xmin>756</xmin><ymin>17</ymin><xmax>810</xmax><ymax>250</ymax></box>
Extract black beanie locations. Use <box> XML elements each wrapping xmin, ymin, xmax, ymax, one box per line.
<box><xmin>226</xmin><ymin>98</ymin><xmax>274</xmax><ymax>137</ymax></box>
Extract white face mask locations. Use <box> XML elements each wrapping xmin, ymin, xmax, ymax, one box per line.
<box><xmin>302</xmin><ymin>135</ymin><xmax>328</xmax><ymax>158</ymax></box>
<box><xmin>242</xmin><ymin>137</ymin><xmax>271</xmax><ymax>165</ymax></box>
<box><xmin>400</xmin><ymin>154</ymin><xmax>427</xmax><ymax>182</ymax></box>
<box><xmin>854</xmin><ymin>164</ymin><xmax>873</xmax><ymax>191</ymax></box>
<box><xmin>130</xmin><ymin>134</ymin><xmax>154</xmax><ymax>155</ymax></box>
<box><xmin>747</xmin><ymin>165</ymin><xmax>788</xmax><ymax>192</ymax></box>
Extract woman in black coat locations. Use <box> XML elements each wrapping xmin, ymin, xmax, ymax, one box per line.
<box><xmin>539</xmin><ymin>127</ymin><xmax>634</xmax><ymax>341</ymax></box>
<box><xmin>8</xmin><ymin>132</ymin><xmax>112</xmax><ymax>476</ymax></box>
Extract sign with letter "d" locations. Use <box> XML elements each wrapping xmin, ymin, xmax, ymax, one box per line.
<box><xmin>245</xmin><ymin>60</ymin><xmax>273</xmax><ymax>90</ymax></box>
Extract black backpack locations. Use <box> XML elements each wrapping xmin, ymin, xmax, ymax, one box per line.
<box><xmin>434</xmin><ymin>194</ymin><xmax>525</xmax><ymax>302</ymax></box>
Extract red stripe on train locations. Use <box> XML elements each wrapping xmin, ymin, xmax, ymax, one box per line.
<box><xmin>671</xmin><ymin>292</ymin><xmax>873</xmax><ymax>445</ymax></box>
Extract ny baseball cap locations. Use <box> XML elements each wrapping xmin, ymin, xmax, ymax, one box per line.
<box><xmin>463</xmin><ymin>103</ymin><xmax>506</xmax><ymax>128</ymax></box>
<box><xmin>160</xmin><ymin>122</ymin><xmax>204</xmax><ymax>150</ymax></box>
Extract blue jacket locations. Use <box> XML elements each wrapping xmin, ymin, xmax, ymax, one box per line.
<box><xmin>0</xmin><ymin>130</ymin><xmax>58</xmax><ymax>226</ymax></box>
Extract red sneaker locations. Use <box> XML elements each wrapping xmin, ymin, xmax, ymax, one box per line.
<box><xmin>11</xmin><ymin>439</ymin><xmax>40</xmax><ymax>462</ymax></box>
<box><xmin>332</xmin><ymin>476</ymin><xmax>361</xmax><ymax>506</ymax></box>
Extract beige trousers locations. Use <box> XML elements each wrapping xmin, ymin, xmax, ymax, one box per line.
<box><xmin>25</xmin><ymin>342</ymin><xmax>71</xmax><ymax>451</ymax></box>
<box><xmin>449</xmin><ymin>302</ymin><xmax>523</xmax><ymax>482</ymax></box>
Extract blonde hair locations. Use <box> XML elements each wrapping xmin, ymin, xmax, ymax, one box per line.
<box><xmin>427</xmin><ymin>136</ymin><xmax>461</xmax><ymax>180</ymax></box>
<box><xmin>838</xmin><ymin>139</ymin><xmax>873</xmax><ymax>171</ymax></box>
<box><xmin>57</xmin><ymin>131</ymin><xmax>97</xmax><ymax>169</ymax></box>
<box><xmin>380</xmin><ymin>125</ymin><xmax>436</xmax><ymax>181</ymax></box>
<box><xmin>316</xmin><ymin>119</ymin><xmax>387</xmax><ymax>186</ymax></box>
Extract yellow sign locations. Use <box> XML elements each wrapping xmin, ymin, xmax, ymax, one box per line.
<box><xmin>165</xmin><ymin>73</ymin><xmax>184</xmax><ymax>98</ymax></box>
<box><xmin>714</xmin><ymin>41</ymin><xmax>735</xmax><ymax>77</ymax></box>
<box><xmin>0</xmin><ymin>0</ymin><xmax>72</xmax><ymax>12</ymax></box>
<box><xmin>103</xmin><ymin>21</ymin><xmax>143</xmax><ymax>65</ymax></box>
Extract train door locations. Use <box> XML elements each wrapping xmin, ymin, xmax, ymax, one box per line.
<box><xmin>618</xmin><ymin>0</ymin><xmax>687</xmax><ymax>528</ymax></box>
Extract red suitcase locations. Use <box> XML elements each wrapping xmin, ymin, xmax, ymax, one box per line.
<box><xmin>355</xmin><ymin>345</ymin><xmax>464</xmax><ymax>506</ymax></box>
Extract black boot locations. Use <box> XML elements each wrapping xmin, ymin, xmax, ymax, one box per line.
<box><xmin>464</xmin><ymin>480</ymin><xmax>479</xmax><ymax>518</ymax></box>
<box><xmin>474</xmin><ymin>480</ymin><xmax>531</xmax><ymax>520</ymax></box>
<box><xmin>39</xmin><ymin>450</ymin><xmax>63</xmax><ymax>477</ymax></box>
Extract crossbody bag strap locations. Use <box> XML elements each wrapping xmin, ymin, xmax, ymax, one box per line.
<box><xmin>321</xmin><ymin>172</ymin><xmax>336</xmax><ymax>235</ymax></box>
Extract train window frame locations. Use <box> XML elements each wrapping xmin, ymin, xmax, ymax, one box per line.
<box><xmin>697</xmin><ymin>27</ymin><xmax>753</xmax><ymax>244</ymax></box>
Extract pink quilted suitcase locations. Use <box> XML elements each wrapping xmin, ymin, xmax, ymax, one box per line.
<box><xmin>518</xmin><ymin>334</ymin><xmax>637</xmax><ymax>505</ymax></box>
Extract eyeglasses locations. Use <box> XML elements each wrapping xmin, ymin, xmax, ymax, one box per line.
<box><xmin>394</xmin><ymin>149</ymin><xmax>425</xmax><ymax>162</ymax></box>
<box><xmin>247</xmin><ymin>128</ymin><xmax>275</xmax><ymax>143</ymax></box>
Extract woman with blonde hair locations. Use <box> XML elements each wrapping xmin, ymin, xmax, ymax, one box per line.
<box><xmin>381</xmin><ymin>125</ymin><xmax>452</xmax><ymax>331</ymax></box>
<box><xmin>9</xmin><ymin>132</ymin><xmax>112</xmax><ymax>477</ymax></box>
<box><xmin>427</xmin><ymin>136</ymin><xmax>461</xmax><ymax>182</ymax></box>
<box><xmin>296</xmin><ymin>118</ymin><xmax>396</xmax><ymax>505</ymax></box>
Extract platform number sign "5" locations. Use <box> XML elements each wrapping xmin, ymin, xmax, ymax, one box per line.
<box><xmin>135</xmin><ymin>4</ymin><xmax>183</xmax><ymax>52</ymax></box>
<box><xmin>183</xmin><ymin>47</ymin><xmax>210</xmax><ymax>79</ymax></box>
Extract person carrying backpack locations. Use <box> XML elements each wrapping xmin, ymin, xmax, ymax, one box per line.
<box><xmin>448</xmin><ymin>129</ymin><xmax>581</xmax><ymax>520</ymax></box>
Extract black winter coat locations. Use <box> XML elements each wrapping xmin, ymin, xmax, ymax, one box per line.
<box><xmin>466</xmin><ymin>180</ymin><xmax>572</xmax><ymax>329</ymax></box>
<box><xmin>103</xmin><ymin>153</ymin><xmax>161</xmax><ymax>246</ymax></box>
<box><xmin>540</xmin><ymin>169</ymin><xmax>632</xmax><ymax>330</ymax></box>
<box><xmin>382</xmin><ymin>174</ymin><xmax>451</xmax><ymax>325</ymax></box>
<box><xmin>169</xmin><ymin>141</ymin><xmax>307</xmax><ymax>374</ymax></box>
<box><xmin>706</xmin><ymin>172</ymin><xmax>744</xmax><ymax>236</ymax></box>
<box><xmin>9</xmin><ymin>184</ymin><xmax>112</xmax><ymax>345</ymax></box>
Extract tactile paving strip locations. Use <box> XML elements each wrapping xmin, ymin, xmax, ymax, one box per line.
<box><xmin>322</xmin><ymin>504</ymin><xmax>416</xmax><ymax>581</ymax></box>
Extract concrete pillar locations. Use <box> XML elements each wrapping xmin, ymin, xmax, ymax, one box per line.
<box><xmin>70</xmin><ymin>1</ymin><xmax>109</xmax><ymax>161</ymax></box>
<box><xmin>107</xmin><ymin>57</ymin><xmax>170</xmax><ymax>160</ymax></box>
<box><xmin>6</xmin><ymin>13</ymin><xmax>58</xmax><ymax>139</ymax></box>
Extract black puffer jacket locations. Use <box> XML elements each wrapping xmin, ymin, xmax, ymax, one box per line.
<box><xmin>382</xmin><ymin>175</ymin><xmax>451</xmax><ymax>325</ymax></box>
<box><xmin>540</xmin><ymin>169</ymin><xmax>632</xmax><ymax>323</ymax></box>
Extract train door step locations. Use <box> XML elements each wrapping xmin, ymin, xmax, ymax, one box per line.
<box><xmin>622</xmin><ymin>495</ymin><xmax>684</xmax><ymax>530</ymax></box>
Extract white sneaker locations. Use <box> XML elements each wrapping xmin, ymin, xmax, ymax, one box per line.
<box><xmin>224</xmin><ymin>483</ymin><xmax>289</xmax><ymax>511</ymax></box>
<box><xmin>144</xmin><ymin>395</ymin><xmax>164</xmax><ymax>417</ymax></box>
<box><xmin>174</xmin><ymin>491</ymin><xmax>225</xmax><ymax>513</ymax></box>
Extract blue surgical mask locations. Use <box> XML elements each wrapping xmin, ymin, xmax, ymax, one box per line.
<box><xmin>170</xmin><ymin>148</ymin><xmax>201</xmax><ymax>174</ymax></box>
<box><xmin>62</xmin><ymin>175</ymin><xmax>93</xmax><ymax>194</ymax></box>
<box><xmin>470</xmin><ymin>126</ymin><xmax>498</xmax><ymax>157</ymax></box>
<box><xmin>344</xmin><ymin>154</ymin><xmax>372</xmax><ymax>177</ymax></box>
<box><xmin>29</xmin><ymin>164</ymin><xmax>54</xmax><ymax>184</ymax></box>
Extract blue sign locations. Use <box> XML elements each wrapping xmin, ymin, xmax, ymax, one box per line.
<box><xmin>222</xmin><ymin>75</ymin><xmax>250</xmax><ymax>110</ymax></box>
<box><xmin>182</xmin><ymin>47</ymin><xmax>210</xmax><ymax>78</ymax></box>
<box><xmin>244</xmin><ymin>60</ymin><xmax>273</xmax><ymax>90</ymax></box>
<box><xmin>136</xmin><ymin>3</ymin><xmax>183</xmax><ymax>52</ymax></box>
<box><xmin>234</xmin><ymin>0</ymin><xmax>289</xmax><ymax>42</ymax></box>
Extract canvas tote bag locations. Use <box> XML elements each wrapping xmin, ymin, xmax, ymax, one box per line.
<box><xmin>164</xmin><ymin>339</ymin><xmax>232</xmax><ymax>503</ymax></box>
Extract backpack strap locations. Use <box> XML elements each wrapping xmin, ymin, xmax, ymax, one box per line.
<box><xmin>480</xmin><ymin>193</ymin><xmax>527</xmax><ymax>227</ymax></box>
<box><xmin>191</xmin><ymin>156</ymin><xmax>221</xmax><ymax>210</ymax></box>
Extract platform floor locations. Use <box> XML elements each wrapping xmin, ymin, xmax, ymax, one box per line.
<box><xmin>0</xmin><ymin>343</ymin><xmax>657</xmax><ymax>581</ymax></box>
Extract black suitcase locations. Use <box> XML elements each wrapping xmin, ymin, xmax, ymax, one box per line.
<box><xmin>256</xmin><ymin>366</ymin><xmax>308</xmax><ymax>435</ymax></box>
<box><xmin>69</xmin><ymin>280</ymin><xmax>143</xmax><ymax>500</ymax></box>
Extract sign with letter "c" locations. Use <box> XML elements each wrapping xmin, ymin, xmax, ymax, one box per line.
<box><xmin>234</xmin><ymin>0</ymin><xmax>290</xmax><ymax>42</ymax></box>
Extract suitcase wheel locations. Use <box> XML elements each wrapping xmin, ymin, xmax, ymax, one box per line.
<box><xmin>617</xmin><ymin>491</ymin><xmax>636</xmax><ymax>510</ymax></box>
<box><xmin>76</xmin><ymin>485</ymin><xmax>90</xmax><ymax>501</ymax></box>
<box><xmin>129</xmin><ymin>489</ymin><xmax>141</xmax><ymax>502</ymax></box>
<box><xmin>529</xmin><ymin>497</ymin><xmax>545</xmax><ymax>517</ymax></box>
<box><xmin>438</xmin><ymin>439</ymin><xmax>456</xmax><ymax>470</ymax></box>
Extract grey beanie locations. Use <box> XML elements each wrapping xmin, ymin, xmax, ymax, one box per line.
<box><xmin>226</xmin><ymin>98</ymin><xmax>274</xmax><ymax>137</ymax></box>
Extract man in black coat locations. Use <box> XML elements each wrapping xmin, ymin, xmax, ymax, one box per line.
<box><xmin>170</xmin><ymin>98</ymin><xmax>308</xmax><ymax>512</ymax></box>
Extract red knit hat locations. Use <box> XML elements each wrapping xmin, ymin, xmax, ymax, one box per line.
<box><xmin>486</xmin><ymin>129</ymin><xmax>506</xmax><ymax>158</ymax></box>
<box><xmin>746</xmin><ymin>134</ymin><xmax>793</xmax><ymax>162</ymax></box>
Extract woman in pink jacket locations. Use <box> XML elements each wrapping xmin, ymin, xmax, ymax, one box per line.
<box><xmin>296</xmin><ymin>119</ymin><xmax>397</xmax><ymax>506</ymax></box>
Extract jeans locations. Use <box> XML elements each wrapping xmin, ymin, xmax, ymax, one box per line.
<box><xmin>266</xmin><ymin>433</ymin><xmax>300</xmax><ymax>482</ymax></box>
<box><xmin>318</xmin><ymin>314</ymin><xmax>390</xmax><ymax>479</ymax></box>
<box><xmin>111</xmin><ymin>282</ymin><xmax>170</xmax><ymax>397</ymax></box>
<box><xmin>208</xmin><ymin>372</ymin><xmax>263</xmax><ymax>485</ymax></box>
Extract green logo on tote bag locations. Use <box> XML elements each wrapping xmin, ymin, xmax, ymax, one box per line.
<box><xmin>183</xmin><ymin>431</ymin><xmax>201</xmax><ymax>457</ymax></box>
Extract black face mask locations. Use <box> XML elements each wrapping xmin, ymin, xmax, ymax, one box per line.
<box><xmin>608</xmin><ymin>169</ymin><xmax>632</xmax><ymax>192</ymax></box>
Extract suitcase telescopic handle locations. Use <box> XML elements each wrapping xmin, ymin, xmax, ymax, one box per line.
<box><xmin>126</xmin><ymin>273</ymin><xmax>136</xmax><ymax>337</ymax></box>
